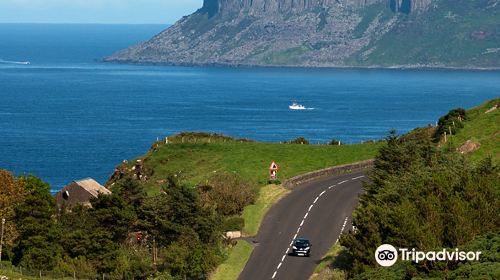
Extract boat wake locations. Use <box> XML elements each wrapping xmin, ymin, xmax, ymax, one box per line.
<box><xmin>0</xmin><ymin>58</ymin><xmax>31</xmax><ymax>65</ymax></box>
<box><xmin>289</xmin><ymin>102</ymin><xmax>316</xmax><ymax>111</ymax></box>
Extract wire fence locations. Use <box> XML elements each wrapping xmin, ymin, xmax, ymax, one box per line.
<box><xmin>0</xmin><ymin>263</ymin><xmax>100</xmax><ymax>280</ymax></box>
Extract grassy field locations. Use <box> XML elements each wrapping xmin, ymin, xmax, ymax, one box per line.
<box><xmin>131</xmin><ymin>136</ymin><xmax>383</xmax><ymax>194</ymax></box>
<box><xmin>447</xmin><ymin>98</ymin><xmax>500</xmax><ymax>163</ymax></box>
<box><xmin>209</xmin><ymin>240</ymin><xmax>254</xmax><ymax>280</ymax></box>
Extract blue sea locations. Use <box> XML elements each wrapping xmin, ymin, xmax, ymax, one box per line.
<box><xmin>1</xmin><ymin>24</ymin><xmax>499</xmax><ymax>192</ymax></box>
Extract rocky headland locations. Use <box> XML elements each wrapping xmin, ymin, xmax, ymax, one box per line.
<box><xmin>105</xmin><ymin>0</ymin><xmax>500</xmax><ymax>69</ymax></box>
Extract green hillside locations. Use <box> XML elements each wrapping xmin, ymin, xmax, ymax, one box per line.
<box><xmin>313</xmin><ymin>98</ymin><xmax>500</xmax><ymax>279</ymax></box>
<box><xmin>111</xmin><ymin>133</ymin><xmax>383</xmax><ymax>194</ymax></box>
<box><xmin>447</xmin><ymin>98</ymin><xmax>500</xmax><ymax>162</ymax></box>
<box><xmin>352</xmin><ymin>0</ymin><xmax>500</xmax><ymax>67</ymax></box>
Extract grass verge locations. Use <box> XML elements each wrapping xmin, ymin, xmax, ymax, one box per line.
<box><xmin>0</xmin><ymin>269</ymin><xmax>74</xmax><ymax>280</ymax></box>
<box><xmin>311</xmin><ymin>243</ymin><xmax>349</xmax><ymax>280</ymax></box>
<box><xmin>210</xmin><ymin>240</ymin><xmax>254</xmax><ymax>280</ymax></box>
<box><xmin>242</xmin><ymin>184</ymin><xmax>290</xmax><ymax>236</ymax></box>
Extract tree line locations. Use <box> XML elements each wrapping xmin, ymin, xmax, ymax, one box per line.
<box><xmin>0</xmin><ymin>171</ymin><xmax>257</xmax><ymax>279</ymax></box>
<box><xmin>340</xmin><ymin>127</ymin><xmax>499</xmax><ymax>279</ymax></box>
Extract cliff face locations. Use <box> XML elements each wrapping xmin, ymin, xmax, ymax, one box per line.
<box><xmin>105</xmin><ymin>0</ymin><xmax>500</xmax><ymax>68</ymax></box>
<box><xmin>389</xmin><ymin>0</ymin><xmax>432</xmax><ymax>14</ymax></box>
<box><xmin>201</xmin><ymin>0</ymin><xmax>432</xmax><ymax>16</ymax></box>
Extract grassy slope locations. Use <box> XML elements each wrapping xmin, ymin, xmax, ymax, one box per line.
<box><xmin>210</xmin><ymin>240</ymin><xmax>254</xmax><ymax>280</ymax></box>
<box><xmin>354</xmin><ymin>0</ymin><xmax>500</xmax><ymax>67</ymax></box>
<box><xmin>448</xmin><ymin>98</ymin><xmax>500</xmax><ymax>163</ymax></box>
<box><xmin>310</xmin><ymin>243</ymin><xmax>349</xmax><ymax>280</ymax></box>
<box><xmin>140</xmin><ymin>140</ymin><xmax>383</xmax><ymax>194</ymax></box>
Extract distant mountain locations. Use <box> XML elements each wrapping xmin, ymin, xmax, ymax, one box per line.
<box><xmin>105</xmin><ymin>0</ymin><xmax>500</xmax><ymax>68</ymax></box>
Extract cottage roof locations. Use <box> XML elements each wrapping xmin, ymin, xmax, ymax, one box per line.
<box><xmin>73</xmin><ymin>178</ymin><xmax>111</xmax><ymax>197</ymax></box>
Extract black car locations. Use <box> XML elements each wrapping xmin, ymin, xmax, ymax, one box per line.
<box><xmin>291</xmin><ymin>238</ymin><xmax>312</xmax><ymax>257</ymax></box>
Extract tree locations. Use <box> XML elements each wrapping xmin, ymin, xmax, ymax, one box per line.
<box><xmin>112</xmin><ymin>178</ymin><xmax>147</xmax><ymax>210</ymax></box>
<box><xmin>13</xmin><ymin>175</ymin><xmax>62</xmax><ymax>270</ymax></box>
<box><xmin>138</xmin><ymin>176</ymin><xmax>223</xmax><ymax>278</ymax></box>
<box><xmin>0</xmin><ymin>170</ymin><xmax>24</xmax><ymax>257</ymax></box>
<box><xmin>91</xmin><ymin>193</ymin><xmax>136</xmax><ymax>242</ymax></box>
<box><xmin>60</xmin><ymin>192</ymin><xmax>139</xmax><ymax>274</ymax></box>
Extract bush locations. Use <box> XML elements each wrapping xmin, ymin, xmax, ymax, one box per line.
<box><xmin>287</xmin><ymin>137</ymin><xmax>310</xmax><ymax>144</ymax></box>
<box><xmin>268</xmin><ymin>179</ymin><xmax>281</xmax><ymax>185</ymax></box>
<box><xmin>198</xmin><ymin>173</ymin><xmax>257</xmax><ymax>216</ymax></box>
<box><xmin>434</xmin><ymin>108</ymin><xmax>467</xmax><ymax>141</ymax></box>
<box><xmin>328</xmin><ymin>139</ymin><xmax>344</xmax><ymax>145</ymax></box>
<box><xmin>223</xmin><ymin>217</ymin><xmax>245</xmax><ymax>231</ymax></box>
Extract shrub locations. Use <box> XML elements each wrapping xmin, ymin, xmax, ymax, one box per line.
<box><xmin>328</xmin><ymin>139</ymin><xmax>344</xmax><ymax>145</ymax></box>
<box><xmin>198</xmin><ymin>173</ymin><xmax>257</xmax><ymax>216</ymax></box>
<box><xmin>287</xmin><ymin>137</ymin><xmax>310</xmax><ymax>144</ymax></box>
<box><xmin>434</xmin><ymin>108</ymin><xmax>467</xmax><ymax>141</ymax></box>
<box><xmin>223</xmin><ymin>216</ymin><xmax>245</xmax><ymax>231</ymax></box>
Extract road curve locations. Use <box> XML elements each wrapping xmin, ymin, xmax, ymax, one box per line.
<box><xmin>238</xmin><ymin>171</ymin><xmax>367</xmax><ymax>280</ymax></box>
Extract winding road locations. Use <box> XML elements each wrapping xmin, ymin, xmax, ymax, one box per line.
<box><xmin>238</xmin><ymin>171</ymin><xmax>367</xmax><ymax>280</ymax></box>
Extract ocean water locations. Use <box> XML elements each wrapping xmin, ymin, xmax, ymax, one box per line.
<box><xmin>1</xmin><ymin>24</ymin><xmax>499</xmax><ymax>192</ymax></box>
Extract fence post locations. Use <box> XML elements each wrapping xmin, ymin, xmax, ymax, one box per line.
<box><xmin>74</xmin><ymin>271</ymin><xmax>76</xmax><ymax>280</ymax></box>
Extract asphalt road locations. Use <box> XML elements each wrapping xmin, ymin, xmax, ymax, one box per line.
<box><xmin>238</xmin><ymin>171</ymin><xmax>367</xmax><ymax>280</ymax></box>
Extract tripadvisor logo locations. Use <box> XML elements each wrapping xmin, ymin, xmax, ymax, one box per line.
<box><xmin>375</xmin><ymin>244</ymin><xmax>398</xmax><ymax>267</ymax></box>
<box><xmin>375</xmin><ymin>244</ymin><xmax>482</xmax><ymax>267</ymax></box>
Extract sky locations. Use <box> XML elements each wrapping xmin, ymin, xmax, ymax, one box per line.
<box><xmin>0</xmin><ymin>0</ymin><xmax>203</xmax><ymax>24</ymax></box>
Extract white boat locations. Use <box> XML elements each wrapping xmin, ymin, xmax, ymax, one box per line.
<box><xmin>289</xmin><ymin>102</ymin><xmax>306</xmax><ymax>110</ymax></box>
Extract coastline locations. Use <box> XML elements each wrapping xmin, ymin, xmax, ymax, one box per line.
<box><xmin>102</xmin><ymin>59</ymin><xmax>500</xmax><ymax>72</ymax></box>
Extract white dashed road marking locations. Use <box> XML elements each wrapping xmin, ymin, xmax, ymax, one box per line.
<box><xmin>335</xmin><ymin>217</ymin><xmax>349</xmax><ymax>244</ymax></box>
